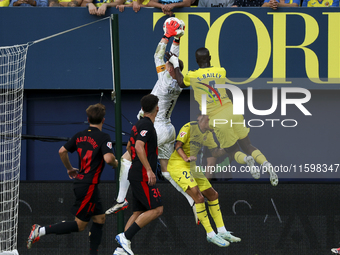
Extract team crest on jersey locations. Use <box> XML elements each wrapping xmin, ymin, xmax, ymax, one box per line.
<box><xmin>140</xmin><ymin>130</ymin><xmax>148</xmax><ymax>137</ymax></box>
<box><xmin>180</xmin><ymin>131</ymin><xmax>186</xmax><ymax>138</ymax></box>
<box><xmin>107</xmin><ymin>142</ymin><xmax>112</xmax><ymax>149</ymax></box>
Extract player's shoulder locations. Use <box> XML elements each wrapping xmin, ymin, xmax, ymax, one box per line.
<box><xmin>137</xmin><ymin>117</ymin><xmax>154</xmax><ymax>129</ymax></box>
<box><xmin>182</xmin><ymin>121</ymin><xmax>195</xmax><ymax>129</ymax></box>
<box><xmin>186</xmin><ymin>69</ymin><xmax>199</xmax><ymax>76</ymax></box>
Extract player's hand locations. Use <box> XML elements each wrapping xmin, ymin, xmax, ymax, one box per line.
<box><xmin>137</xmin><ymin>109</ymin><xmax>144</xmax><ymax>120</ymax></box>
<box><xmin>164</xmin><ymin>19</ymin><xmax>181</xmax><ymax>38</ymax></box>
<box><xmin>67</xmin><ymin>168</ymin><xmax>78</xmax><ymax>179</ymax></box>
<box><xmin>174</xmin><ymin>20</ymin><xmax>185</xmax><ymax>40</ymax></box>
<box><xmin>147</xmin><ymin>169</ymin><xmax>156</xmax><ymax>186</ymax></box>
<box><xmin>186</xmin><ymin>156</ymin><xmax>197</xmax><ymax>162</ymax></box>
<box><xmin>112</xmin><ymin>159</ymin><xmax>119</xmax><ymax>168</ymax></box>
<box><xmin>168</xmin><ymin>54</ymin><xmax>179</xmax><ymax>69</ymax></box>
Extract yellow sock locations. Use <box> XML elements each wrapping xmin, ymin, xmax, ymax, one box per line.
<box><xmin>208</xmin><ymin>199</ymin><xmax>224</xmax><ymax>229</ymax></box>
<box><xmin>234</xmin><ymin>151</ymin><xmax>247</xmax><ymax>164</ymax></box>
<box><xmin>196</xmin><ymin>202</ymin><xmax>213</xmax><ymax>233</ymax></box>
<box><xmin>251</xmin><ymin>149</ymin><xmax>267</xmax><ymax>165</ymax></box>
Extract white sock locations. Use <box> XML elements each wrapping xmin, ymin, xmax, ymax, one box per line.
<box><xmin>39</xmin><ymin>226</ymin><xmax>46</xmax><ymax>237</ymax></box>
<box><xmin>207</xmin><ymin>231</ymin><xmax>216</xmax><ymax>238</ymax></box>
<box><xmin>162</xmin><ymin>172</ymin><xmax>194</xmax><ymax>206</ymax></box>
<box><xmin>116</xmin><ymin>158</ymin><xmax>131</xmax><ymax>203</ymax></box>
<box><xmin>116</xmin><ymin>247</ymin><xmax>124</xmax><ymax>252</ymax></box>
<box><xmin>217</xmin><ymin>226</ymin><xmax>227</xmax><ymax>233</ymax></box>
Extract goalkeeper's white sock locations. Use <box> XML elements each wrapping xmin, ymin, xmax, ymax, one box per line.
<box><xmin>116</xmin><ymin>158</ymin><xmax>131</xmax><ymax>203</ymax></box>
<box><xmin>39</xmin><ymin>227</ymin><xmax>46</xmax><ymax>237</ymax></box>
<box><xmin>162</xmin><ymin>172</ymin><xmax>194</xmax><ymax>206</ymax></box>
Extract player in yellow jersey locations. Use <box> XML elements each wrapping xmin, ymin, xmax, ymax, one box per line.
<box><xmin>169</xmin><ymin>47</ymin><xmax>278</xmax><ymax>186</ymax></box>
<box><xmin>167</xmin><ymin>115</ymin><xmax>241</xmax><ymax>248</ymax></box>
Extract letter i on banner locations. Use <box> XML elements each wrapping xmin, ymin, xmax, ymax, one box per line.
<box><xmin>201</xmin><ymin>94</ymin><xmax>207</xmax><ymax>115</ymax></box>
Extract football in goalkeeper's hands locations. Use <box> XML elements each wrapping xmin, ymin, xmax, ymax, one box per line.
<box><xmin>163</xmin><ymin>17</ymin><xmax>185</xmax><ymax>37</ymax></box>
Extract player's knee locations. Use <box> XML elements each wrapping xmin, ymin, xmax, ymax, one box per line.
<box><xmin>77</xmin><ymin>222</ymin><xmax>87</xmax><ymax>232</ymax></box>
<box><xmin>155</xmin><ymin>206</ymin><xmax>163</xmax><ymax>217</ymax></box>
<box><xmin>211</xmin><ymin>190</ymin><xmax>219</xmax><ymax>201</ymax></box>
<box><xmin>92</xmin><ymin>214</ymin><xmax>106</xmax><ymax>225</ymax></box>
<box><xmin>196</xmin><ymin>195</ymin><xmax>205</xmax><ymax>204</ymax></box>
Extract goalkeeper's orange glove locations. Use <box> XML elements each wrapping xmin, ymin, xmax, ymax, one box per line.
<box><xmin>163</xmin><ymin>19</ymin><xmax>181</xmax><ymax>39</ymax></box>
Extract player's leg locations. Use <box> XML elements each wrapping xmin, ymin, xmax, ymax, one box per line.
<box><xmin>157</xmin><ymin>123</ymin><xmax>197</xmax><ymax>222</ymax></box>
<box><xmin>160</xmin><ymin>158</ymin><xmax>197</xmax><ymax>219</ymax></box>
<box><xmin>200</xmin><ymin>186</ymin><xmax>241</xmax><ymax>243</ymax></box>
<box><xmin>186</xmin><ymin>185</ymin><xmax>229</xmax><ymax>247</ymax></box>
<box><xmin>106</xmin><ymin>150</ymin><xmax>131</xmax><ymax>214</ymax></box>
<box><xmin>89</xmin><ymin>214</ymin><xmax>105</xmax><ymax>255</ymax></box>
<box><xmin>27</xmin><ymin>220</ymin><xmax>80</xmax><ymax>249</ymax></box>
<box><xmin>211</xmin><ymin>108</ymin><xmax>259</xmax><ymax>179</ymax></box>
<box><xmin>116</xmin><ymin>180</ymin><xmax>163</xmax><ymax>255</ymax></box>
<box><xmin>27</xmin><ymin>183</ymin><xmax>94</xmax><ymax>249</ymax></box>
<box><xmin>238</xmin><ymin>136</ymin><xmax>278</xmax><ymax>186</ymax></box>
<box><xmin>114</xmin><ymin>211</ymin><xmax>143</xmax><ymax>255</ymax></box>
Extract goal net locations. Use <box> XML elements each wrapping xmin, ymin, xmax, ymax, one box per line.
<box><xmin>0</xmin><ymin>45</ymin><xmax>28</xmax><ymax>254</ymax></box>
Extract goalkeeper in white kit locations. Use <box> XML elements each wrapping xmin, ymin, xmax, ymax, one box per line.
<box><xmin>106</xmin><ymin>18</ymin><xmax>198</xmax><ymax>223</ymax></box>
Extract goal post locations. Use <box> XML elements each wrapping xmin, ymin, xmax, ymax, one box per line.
<box><xmin>0</xmin><ymin>45</ymin><xmax>28</xmax><ymax>254</ymax></box>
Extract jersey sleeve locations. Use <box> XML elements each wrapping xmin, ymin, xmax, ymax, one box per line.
<box><xmin>169</xmin><ymin>42</ymin><xmax>179</xmax><ymax>57</ymax></box>
<box><xmin>154</xmin><ymin>42</ymin><xmax>167</xmax><ymax>74</ymax></box>
<box><xmin>63</xmin><ymin>133</ymin><xmax>78</xmax><ymax>153</ymax></box>
<box><xmin>100</xmin><ymin>133</ymin><xmax>114</xmax><ymax>155</ymax></box>
<box><xmin>136</xmin><ymin>121</ymin><xmax>153</xmax><ymax>144</ymax></box>
<box><xmin>176</xmin><ymin>123</ymin><xmax>190</xmax><ymax>144</ymax></box>
<box><xmin>183</xmin><ymin>71</ymin><xmax>193</xmax><ymax>87</ymax></box>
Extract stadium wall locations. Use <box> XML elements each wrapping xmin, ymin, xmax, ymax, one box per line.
<box><xmin>18</xmin><ymin>181</ymin><xmax>340</xmax><ymax>255</ymax></box>
<box><xmin>0</xmin><ymin>8</ymin><xmax>339</xmax><ymax>181</ymax></box>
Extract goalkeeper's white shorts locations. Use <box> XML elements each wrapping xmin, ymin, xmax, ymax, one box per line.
<box><xmin>154</xmin><ymin>121</ymin><xmax>176</xmax><ymax>160</ymax></box>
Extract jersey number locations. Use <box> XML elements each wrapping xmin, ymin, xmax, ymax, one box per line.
<box><xmin>182</xmin><ymin>171</ymin><xmax>190</xmax><ymax>179</ymax></box>
<box><xmin>77</xmin><ymin>148</ymin><xmax>93</xmax><ymax>174</ymax></box>
<box><xmin>152</xmin><ymin>188</ymin><xmax>161</xmax><ymax>198</ymax></box>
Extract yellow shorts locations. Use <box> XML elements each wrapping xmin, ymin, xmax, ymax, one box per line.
<box><xmin>167</xmin><ymin>160</ymin><xmax>212</xmax><ymax>192</ymax></box>
<box><xmin>209</xmin><ymin>102</ymin><xmax>250</xmax><ymax>148</ymax></box>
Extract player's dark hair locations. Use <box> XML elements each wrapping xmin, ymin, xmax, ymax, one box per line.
<box><xmin>195</xmin><ymin>47</ymin><xmax>211</xmax><ymax>66</ymax></box>
<box><xmin>141</xmin><ymin>94</ymin><xmax>159</xmax><ymax>114</ymax></box>
<box><xmin>86</xmin><ymin>103</ymin><xmax>106</xmax><ymax>124</ymax></box>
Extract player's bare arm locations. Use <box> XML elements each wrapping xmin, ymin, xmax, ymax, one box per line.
<box><xmin>165</xmin><ymin>51</ymin><xmax>186</xmax><ymax>88</ymax></box>
<box><xmin>135</xmin><ymin>140</ymin><xmax>156</xmax><ymax>186</ymax></box>
<box><xmin>58</xmin><ymin>146</ymin><xmax>78</xmax><ymax>179</ymax></box>
<box><xmin>104</xmin><ymin>153</ymin><xmax>119</xmax><ymax>168</ymax></box>
<box><xmin>175</xmin><ymin>141</ymin><xmax>196</xmax><ymax>162</ymax></box>
<box><xmin>126</xmin><ymin>140</ymin><xmax>132</xmax><ymax>158</ymax></box>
